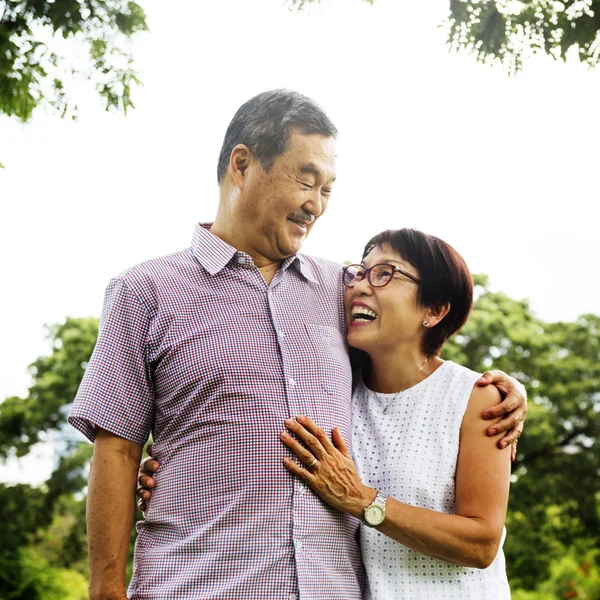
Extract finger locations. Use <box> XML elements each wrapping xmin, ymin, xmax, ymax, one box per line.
<box><xmin>296</xmin><ymin>415</ymin><xmax>336</xmax><ymax>453</ymax></box>
<box><xmin>332</xmin><ymin>427</ymin><xmax>351</xmax><ymax>458</ymax></box>
<box><xmin>282</xmin><ymin>457</ymin><xmax>317</xmax><ymax>484</ymax></box>
<box><xmin>136</xmin><ymin>486</ymin><xmax>152</xmax><ymax>500</ymax></box>
<box><xmin>138</xmin><ymin>473</ymin><xmax>156</xmax><ymax>489</ymax></box>
<box><xmin>486</xmin><ymin>411</ymin><xmax>521</xmax><ymax>437</ymax></box>
<box><xmin>138</xmin><ymin>498</ymin><xmax>147</xmax><ymax>512</ymax></box>
<box><xmin>285</xmin><ymin>419</ymin><xmax>326</xmax><ymax>459</ymax></box>
<box><xmin>141</xmin><ymin>457</ymin><xmax>160</xmax><ymax>475</ymax></box>
<box><xmin>280</xmin><ymin>431</ymin><xmax>318</xmax><ymax>466</ymax></box>
<box><xmin>483</xmin><ymin>393</ymin><xmax>525</xmax><ymax>420</ymax></box>
<box><xmin>498</xmin><ymin>421</ymin><xmax>524</xmax><ymax>449</ymax></box>
<box><xmin>510</xmin><ymin>443</ymin><xmax>517</xmax><ymax>462</ymax></box>
<box><xmin>146</xmin><ymin>444</ymin><xmax>153</xmax><ymax>458</ymax></box>
<box><xmin>476</xmin><ymin>371</ymin><xmax>494</xmax><ymax>386</ymax></box>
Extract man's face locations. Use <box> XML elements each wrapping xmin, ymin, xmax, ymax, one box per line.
<box><xmin>236</xmin><ymin>131</ymin><xmax>337</xmax><ymax>262</ymax></box>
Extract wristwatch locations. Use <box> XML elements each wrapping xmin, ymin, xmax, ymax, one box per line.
<box><xmin>363</xmin><ymin>491</ymin><xmax>387</xmax><ymax>527</ymax></box>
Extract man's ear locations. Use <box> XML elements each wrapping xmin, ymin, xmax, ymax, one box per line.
<box><xmin>424</xmin><ymin>304</ymin><xmax>451</xmax><ymax>328</ymax></box>
<box><xmin>229</xmin><ymin>144</ymin><xmax>254</xmax><ymax>189</ymax></box>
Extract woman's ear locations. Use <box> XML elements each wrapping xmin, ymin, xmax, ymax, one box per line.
<box><xmin>423</xmin><ymin>304</ymin><xmax>451</xmax><ymax>328</ymax></box>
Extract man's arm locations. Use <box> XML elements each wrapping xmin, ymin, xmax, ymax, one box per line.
<box><xmin>88</xmin><ymin>427</ymin><xmax>143</xmax><ymax>600</ymax></box>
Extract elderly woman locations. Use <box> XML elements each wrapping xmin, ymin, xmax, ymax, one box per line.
<box><xmin>280</xmin><ymin>228</ymin><xmax>512</xmax><ymax>599</ymax></box>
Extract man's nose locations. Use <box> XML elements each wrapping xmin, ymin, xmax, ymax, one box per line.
<box><xmin>303</xmin><ymin>189</ymin><xmax>326</xmax><ymax>218</ymax></box>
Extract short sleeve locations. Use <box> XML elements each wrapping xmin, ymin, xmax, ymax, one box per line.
<box><xmin>68</xmin><ymin>278</ymin><xmax>154</xmax><ymax>444</ymax></box>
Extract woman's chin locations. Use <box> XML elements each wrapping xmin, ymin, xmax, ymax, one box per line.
<box><xmin>346</xmin><ymin>330</ymin><xmax>373</xmax><ymax>353</ymax></box>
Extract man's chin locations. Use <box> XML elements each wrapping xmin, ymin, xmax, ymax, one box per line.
<box><xmin>278</xmin><ymin>233</ymin><xmax>307</xmax><ymax>257</ymax></box>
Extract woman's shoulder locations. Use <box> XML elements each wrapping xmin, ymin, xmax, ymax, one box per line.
<box><xmin>441</xmin><ymin>361</ymin><xmax>502</xmax><ymax>406</ymax></box>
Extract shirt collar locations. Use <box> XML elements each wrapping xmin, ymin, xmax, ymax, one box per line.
<box><xmin>191</xmin><ymin>223</ymin><xmax>238</xmax><ymax>275</ymax></box>
<box><xmin>191</xmin><ymin>222</ymin><xmax>319</xmax><ymax>284</ymax></box>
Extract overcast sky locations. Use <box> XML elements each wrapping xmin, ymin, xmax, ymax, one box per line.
<box><xmin>1</xmin><ymin>0</ymin><xmax>599</xmax><ymax>483</ymax></box>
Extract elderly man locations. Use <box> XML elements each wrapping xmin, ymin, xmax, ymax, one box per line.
<box><xmin>69</xmin><ymin>89</ymin><xmax>525</xmax><ymax>600</ymax></box>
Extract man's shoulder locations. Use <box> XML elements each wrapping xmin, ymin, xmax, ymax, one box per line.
<box><xmin>111</xmin><ymin>247</ymin><xmax>195</xmax><ymax>301</ymax></box>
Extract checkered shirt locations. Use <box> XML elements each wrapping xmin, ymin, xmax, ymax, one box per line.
<box><xmin>69</xmin><ymin>223</ymin><xmax>365</xmax><ymax>600</ymax></box>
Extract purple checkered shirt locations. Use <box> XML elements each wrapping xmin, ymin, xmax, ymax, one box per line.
<box><xmin>69</xmin><ymin>223</ymin><xmax>364</xmax><ymax>600</ymax></box>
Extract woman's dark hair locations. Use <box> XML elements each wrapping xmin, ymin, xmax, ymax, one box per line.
<box><xmin>217</xmin><ymin>89</ymin><xmax>338</xmax><ymax>183</ymax></box>
<box><xmin>362</xmin><ymin>228</ymin><xmax>473</xmax><ymax>356</ymax></box>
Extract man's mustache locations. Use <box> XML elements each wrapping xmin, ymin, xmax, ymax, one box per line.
<box><xmin>287</xmin><ymin>211</ymin><xmax>315</xmax><ymax>225</ymax></box>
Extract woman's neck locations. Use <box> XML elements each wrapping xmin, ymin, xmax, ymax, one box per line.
<box><xmin>365</xmin><ymin>345</ymin><xmax>444</xmax><ymax>394</ymax></box>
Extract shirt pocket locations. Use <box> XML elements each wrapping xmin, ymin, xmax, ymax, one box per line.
<box><xmin>303</xmin><ymin>323</ymin><xmax>352</xmax><ymax>400</ymax></box>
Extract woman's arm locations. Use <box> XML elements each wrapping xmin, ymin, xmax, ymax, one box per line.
<box><xmin>281</xmin><ymin>387</ymin><xmax>511</xmax><ymax>569</ymax></box>
<box><xmin>373</xmin><ymin>384</ymin><xmax>511</xmax><ymax>568</ymax></box>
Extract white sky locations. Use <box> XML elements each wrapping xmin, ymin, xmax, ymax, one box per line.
<box><xmin>1</xmin><ymin>0</ymin><xmax>599</xmax><ymax>484</ymax></box>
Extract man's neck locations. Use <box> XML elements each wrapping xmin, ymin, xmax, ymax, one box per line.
<box><xmin>209</xmin><ymin>221</ymin><xmax>283</xmax><ymax>286</ymax></box>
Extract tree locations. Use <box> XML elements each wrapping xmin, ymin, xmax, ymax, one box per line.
<box><xmin>289</xmin><ymin>0</ymin><xmax>600</xmax><ymax>71</ymax></box>
<box><xmin>446</xmin><ymin>0</ymin><xmax>600</xmax><ymax>72</ymax></box>
<box><xmin>443</xmin><ymin>275</ymin><xmax>600</xmax><ymax>591</ymax></box>
<box><xmin>0</xmin><ymin>317</ymin><xmax>99</xmax><ymax>459</ymax></box>
<box><xmin>1</xmin><ymin>282</ymin><xmax>599</xmax><ymax>595</ymax></box>
<box><xmin>0</xmin><ymin>318</ymin><xmax>97</xmax><ymax>599</ymax></box>
<box><xmin>0</xmin><ymin>0</ymin><xmax>147</xmax><ymax>123</ymax></box>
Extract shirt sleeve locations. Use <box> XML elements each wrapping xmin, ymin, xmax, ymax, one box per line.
<box><xmin>68</xmin><ymin>277</ymin><xmax>154</xmax><ymax>444</ymax></box>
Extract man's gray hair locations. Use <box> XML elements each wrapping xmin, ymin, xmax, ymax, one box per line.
<box><xmin>217</xmin><ymin>89</ymin><xmax>338</xmax><ymax>184</ymax></box>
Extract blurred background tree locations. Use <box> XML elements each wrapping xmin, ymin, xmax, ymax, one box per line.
<box><xmin>0</xmin><ymin>0</ymin><xmax>147</xmax><ymax>124</ymax></box>
<box><xmin>1</xmin><ymin>279</ymin><xmax>598</xmax><ymax>597</ymax></box>
<box><xmin>3</xmin><ymin>0</ymin><xmax>598</xmax><ymax>131</ymax></box>
<box><xmin>290</xmin><ymin>0</ymin><xmax>600</xmax><ymax>72</ymax></box>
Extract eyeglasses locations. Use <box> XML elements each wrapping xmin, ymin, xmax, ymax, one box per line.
<box><xmin>342</xmin><ymin>263</ymin><xmax>421</xmax><ymax>288</ymax></box>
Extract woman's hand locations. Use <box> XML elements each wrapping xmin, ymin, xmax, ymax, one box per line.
<box><xmin>136</xmin><ymin>444</ymin><xmax>160</xmax><ymax>513</ymax></box>
<box><xmin>280</xmin><ymin>415</ymin><xmax>376</xmax><ymax>520</ymax></box>
<box><xmin>477</xmin><ymin>370</ymin><xmax>527</xmax><ymax>459</ymax></box>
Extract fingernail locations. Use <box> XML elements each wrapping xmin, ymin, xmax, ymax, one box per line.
<box><xmin>285</xmin><ymin>419</ymin><xmax>294</xmax><ymax>426</ymax></box>
<box><xmin>297</xmin><ymin>415</ymin><xmax>306</xmax><ymax>421</ymax></box>
<box><xmin>500</xmin><ymin>441</ymin><xmax>507</xmax><ymax>448</ymax></box>
<box><xmin>489</xmin><ymin>428</ymin><xmax>496</xmax><ymax>436</ymax></box>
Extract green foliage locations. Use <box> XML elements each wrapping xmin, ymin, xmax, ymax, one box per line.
<box><xmin>0</xmin><ymin>317</ymin><xmax>98</xmax><ymax>458</ymax></box>
<box><xmin>513</xmin><ymin>548</ymin><xmax>600</xmax><ymax>599</ymax></box>
<box><xmin>446</xmin><ymin>0</ymin><xmax>600</xmax><ymax>72</ymax></box>
<box><xmin>288</xmin><ymin>1</ymin><xmax>600</xmax><ymax>71</ymax></box>
<box><xmin>0</xmin><ymin>0</ymin><xmax>148</xmax><ymax>122</ymax></box>
<box><xmin>0</xmin><ymin>548</ymin><xmax>88</xmax><ymax>600</ymax></box>
<box><xmin>0</xmin><ymin>317</ymin><xmax>99</xmax><ymax>598</ymax></box>
<box><xmin>443</xmin><ymin>276</ymin><xmax>600</xmax><ymax>591</ymax></box>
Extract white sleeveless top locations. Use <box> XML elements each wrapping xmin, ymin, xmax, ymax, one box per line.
<box><xmin>352</xmin><ymin>360</ymin><xmax>511</xmax><ymax>600</ymax></box>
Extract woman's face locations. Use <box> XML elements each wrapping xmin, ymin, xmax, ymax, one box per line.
<box><xmin>344</xmin><ymin>243</ymin><xmax>425</xmax><ymax>356</ymax></box>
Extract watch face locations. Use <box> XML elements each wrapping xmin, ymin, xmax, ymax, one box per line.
<box><xmin>365</xmin><ymin>504</ymin><xmax>385</xmax><ymax>526</ymax></box>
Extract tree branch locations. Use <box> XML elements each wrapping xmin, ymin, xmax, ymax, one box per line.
<box><xmin>515</xmin><ymin>425</ymin><xmax>595</xmax><ymax>468</ymax></box>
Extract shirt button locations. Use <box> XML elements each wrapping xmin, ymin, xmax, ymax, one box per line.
<box><xmin>289</xmin><ymin>378</ymin><xmax>296</xmax><ymax>387</ymax></box>
<box><xmin>294</xmin><ymin>540</ymin><xmax>302</xmax><ymax>552</ymax></box>
<box><xmin>278</xmin><ymin>330</ymin><xmax>285</xmax><ymax>339</ymax></box>
<box><xmin>288</xmin><ymin>594</ymin><xmax>297</xmax><ymax>600</ymax></box>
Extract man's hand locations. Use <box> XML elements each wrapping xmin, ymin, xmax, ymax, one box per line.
<box><xmin>477</xmin><ymin>369</ymin><xmax>527</xmax><ymax>459</ymax></box>
<box><xmin>137</xmin><ymin>444</ymin><xmax>160</xmax><ymax>513</ymax></box>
